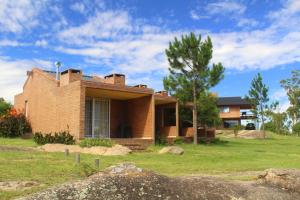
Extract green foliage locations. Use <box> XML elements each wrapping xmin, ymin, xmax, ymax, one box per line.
<box><xmin>0</xmin><ymin>98</ymin><xmax>12</xmax><ymax>116</ymax></box>
<box><xmin>33</xmin><ymin>131</ymin><xmax>75</xmax><ymax>145</ymax></box>
<box><xmin>197</xmin><ymin>93</ymin><xmax>221</xmax><ymax>128</ymax></box>
<box><xmin>280</xmin><ymin>70</ymin><xmax>300</xmax><ymax>126</ymax></box>
<box><xmin>266</xmin><ymin>102</ymin><xmax>289</xmax><ymax>135</ymax></box>
<box><xmin>164</xmin><ymin>32</ymin><xmax>224</xmax><ymax>144</ymax></box>
<box><xmin>264</xmin><ymin>121</ymin><xmax>276</xmax><ymax>133</ymax></box>
<box><xmin>155</xmin><ymin>135</ymin><xmax>167</xmax><ymax>146</ymax></box>
<box><xmin>173</xmin><ymin>137</ymin><xmax>184</xmax><ymax>144</ymax></box>
<box><xmin>75</xmin><ymin>163</ymin><xmax>97</xmax><ymax>177</ymax></box>
<box><xmin>246</xmin><ymin>73</ymin><xmax>269</xmax><ymax>136</ymax></box>
<box><xmin>292</xmin><ymin>122</ymin><xmax>300</xmax><ymax>136</ymax></box>
<box><xmin>0</xmin><ymin>111</ymin><xmax>31</xmax><ymax>138</ymax></box>
<box><xmin>79</xmin><ymin>138</ymin><xmax>114</xmax><ymax>148</ymax></box>
<box><xmin>232</xmin><ymin>125</ymin><xmax>245</xmax><ymax>137</ymax></box>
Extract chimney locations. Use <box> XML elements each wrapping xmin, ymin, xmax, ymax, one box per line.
<box><xmin>156</xmin><ymin>91</ymin><xmax>168</xmax><ymax>96</ymax></box>
<box><xmin>134</xmin><ymin>84</ymin><xmax>147</xmax><ymax>88</ymax></box>
<box><xmin>55</xmin><ymin>61</ymin><xmax>61</xmax><ymax>81</ymax></box>
<box><xmin>60</xmin><ymin>69</ymin><xmax>82</xmax><ymax>86</ymax></box>
<box><xmin>104</xmin><ymin>73</ymin><xmax>125</xmax><ymax>86</ymax></box>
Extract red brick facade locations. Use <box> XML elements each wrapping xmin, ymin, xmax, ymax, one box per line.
<box><xmin>14</xmin><ymin>68</ymin><xmax>179</xmax><ymax>141</ymax></box>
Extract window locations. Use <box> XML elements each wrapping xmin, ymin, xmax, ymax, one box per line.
<box><xmin>224</xmin><ymin>120</ymin><xmax>239</xmax><ymax>128</ymax></box>
<box><xmin>84</xmin><ymin>97</ymin><xmax>109</xmax><ymax>138</ymax></box>
<box><xmin>220</xmin><ymin>106</ymin><xmax>230</xmax><ymax>113</ymax></box>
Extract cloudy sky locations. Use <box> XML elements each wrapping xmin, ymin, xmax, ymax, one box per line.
<box><xmin>0</xmin><ymin>0</ymin><xmax>299</xmax><ymax>110</ymax></box>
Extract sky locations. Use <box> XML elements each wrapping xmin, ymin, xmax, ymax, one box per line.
<box><xmin>0</xmin><ymin>0</ymin><xmax>299</xmax><ymax>111</ymax></box>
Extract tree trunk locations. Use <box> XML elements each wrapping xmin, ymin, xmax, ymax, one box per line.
<box><xmin>193</xmin><ymin>83</ymin><xmax>198</xmax><ymax>144</ymax></box>
<box><xmin>260</xmin><ymin>103</ymin><xmax>265</xmax><ymax>138</ymax></box>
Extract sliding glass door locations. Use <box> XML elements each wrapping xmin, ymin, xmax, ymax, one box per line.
<box><xmin>84</xmin><ymin>97</ymin><xmax>109</xmax><ymax>138</ymax></box>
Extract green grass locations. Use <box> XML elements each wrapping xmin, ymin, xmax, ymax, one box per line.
<box><xmin>1</xmin><ymin>132</ymin><xmax>300</xmax><ymax>199</ymax></box>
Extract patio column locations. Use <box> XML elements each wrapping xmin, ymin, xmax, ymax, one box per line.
<box><xmin>176</xmin><ymin>101</ymin><xmax>179</xmax><ymax>137</ymax></box>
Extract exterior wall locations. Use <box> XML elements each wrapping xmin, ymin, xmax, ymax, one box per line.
<box><xmin>155</xmin><ymin>103</ymin><xmax>179</xmax><ymax>138</ymax></box>
<box><xmin>219</xmin><ymin>105</ymin><xmax>241</xmax><ymax>119</ymax></box>
<box><xmin>110</xmin><ymin>99</ymin><xmax>128</xmax><ymax>138</ymax></box>
<box><xmin>127</xmin><ymin>95</ymin><xmax>153</xmax><ymax>138</ymax></box>
<box><xmin>60</xmin><ymin>70</ymin><xmax>82</xmax><ymax>86</ymax></box>
<box><xmin>14</xmin><ymin>69</ymin><xmax>83</xmax><ymax>139</ymax></box>
<box><xmin>160</xmin><ymin>126</ymin><xmax>177</xmax><ymax>137</ymax></box>
<box><xmin>182</xmin><ymin>127</ymin><xmax>193</xmax><ymax>137</ymax></box>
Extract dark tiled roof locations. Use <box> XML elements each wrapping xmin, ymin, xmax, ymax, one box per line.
<box><xmin>217</xmin><ymin>97</ymin><xmax>251</xmax><ymax>106</ymax></box>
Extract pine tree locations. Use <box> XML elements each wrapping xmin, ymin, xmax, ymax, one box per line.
<box><xmin>164</xmin><ymin>33</ymin><xmax>224</xmax><ymax>144</ymax></box>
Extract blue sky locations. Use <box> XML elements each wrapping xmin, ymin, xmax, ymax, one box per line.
<box><xmin>0</xmin><ymin>0</ymin><xmax>299</xmax><ymax>111</ymax></box>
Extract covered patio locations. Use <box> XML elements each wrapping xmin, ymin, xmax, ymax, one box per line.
<box><xmin>83</xmin><ymin>83</ymin><xmax>155</xmax><ymax>141</ymax></box>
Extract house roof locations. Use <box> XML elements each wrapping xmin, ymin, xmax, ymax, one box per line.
<box><xmin>217</xmin><ymin>97</ymin><xmax>251</xmax><ymax>106</ymax></box>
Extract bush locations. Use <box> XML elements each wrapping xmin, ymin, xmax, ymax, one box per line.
<box><xmin>293</xmin><ymin>122</ymin><xmax>300</xmax><ymax>136</ymax></box>
<box><xmin>75</xmin><ymin>163</ymin><xmax>97</xmax><ymax>177</ymax></box>
<box><xmin>33</xmin><ymin>131</ymin><xmax>75</xmax><ymax>145</ymax></box>
<box><xmin>79</xmin><ymin>138</ymin><xmax>114</xmax><ymax>148</ymax></box>
<box><xmin>155</xmin><ymin>135</ymin><xmax>167</xmax><ymax>146</ymax></box>
<box><xmin>0</xmin><ymin>109</ymin><xmax>31</xmax><ymax>137</ymax></box>
<box><xmin>231</xmin><ymin>125</ymin><xmax>244</xmax><ymax>137</ymax></box>
<box><xmin>264</xmin><ymin>121</ymin><xmax>276</xmax><ymax>133</ymax></box>
<box><xmin>173</xmin><ymin>137</ymin><xmax>184</xmax><ymax>145</ymax></box>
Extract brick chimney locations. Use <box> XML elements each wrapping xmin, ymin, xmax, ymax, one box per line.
<box><xmin>156</xmin><ymin>91</ymin><xmax>168</xmax><ymax>96</ymax></box>
<box><xmin>104</xmin><ymin>73</ymin><xmax>125</xmax><ymax>86</ymax></box>
<box><xmin>60</xmin><ymin>69</ymin><xmax>82</xmax><ymax>86</ymax></box>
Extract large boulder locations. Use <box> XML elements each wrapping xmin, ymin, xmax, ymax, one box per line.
<box><xmin>258</xmin><ymin>169</ymin><xmax>300</xmax><ymax>193</ymax></box>
<box><xmin>158</xmin><ymin>146</ymin><xmax>184</xmax><ymax>155</ymax></box>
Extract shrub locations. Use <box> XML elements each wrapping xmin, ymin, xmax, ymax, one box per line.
<box><xmin>264</xmin><ymin>121</ymin><xmax>276</xmax><ymax>133</ymax></box>
<box><xmin>33</xmin><ymin>131</ymin><xmax>75</xmax><ymax>145</ymax></box>
<box><xmin>231</xmin><ymin>125</ymin><xmax>244</xmax><ymax>137</ymax></box>
<box><xmin>173</xmin><ymin>137</ymin><xmax>184</xmax><ymax>145</ymax></box>
<box><xmin>293</xmin><ymin>122</ymin><xmax>300</xmax><ymax>136</ymax></box>
<box><xmin>79</xmin><ymin>138</ymin><xmax>114</xmax><ymax>148</ymax></box>
<box><xmin>0</xmin><ymin>108</ymin><xmax>31</xmax><ymax>137</ymax></box>
<box><xmin>155</xmin><ymin>135</ymin><xmax>167</xmax><ymax>146</ymax></box>
<box><xmin>75</xmin><ymin>163</ymin><xmax>96</xmax><ymax>177</ymax></box>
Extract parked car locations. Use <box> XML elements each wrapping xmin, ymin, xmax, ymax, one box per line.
<box><xmin>245</xmin><ymin>123</ymin><xmax>256</xmax><ymax>130</ymax></box>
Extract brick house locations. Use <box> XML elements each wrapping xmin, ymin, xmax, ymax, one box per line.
<box><xmin>217</xmin><ymin>97</ymin><xmax>256</xmax><ymax>128</ymax></box>
<box><xmin>14</xmin><ymin>68</ymin><xmax>179</xmax><ymax>144</ymax></box>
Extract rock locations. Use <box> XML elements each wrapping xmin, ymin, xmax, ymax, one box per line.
<box><xmin>17</xmin><ymin>165</ymin><xmax>300</xmax><ymax>200</ymax></box>
<box><xmin>105</xmin><ymin>163</ymin><xmax>143</xmax><ymax>174</ymax></box>
<box><xmin>258</xmin><ymin>169</ymin><xmax>300</xmax><ymax>193</ymax></box>
<box><xmin>158</xmin><ymin>146</ymin><xmax>184</xmax><ymax>155</ymax></box>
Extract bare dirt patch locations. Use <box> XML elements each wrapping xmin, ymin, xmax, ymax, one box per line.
<box><xmin>0</xmin><ymin>181</ymin><xmax>39</xmax><ymax>191</ymax></box>
<box><xmin>37</xmin><ymin>144</ymin><xmax>132</xmax><ymax>156</ymax></box>
<box><xmin>220</xmin><ymin>130</ymin><xmax>265</xmax><ymax>139</ymax></box>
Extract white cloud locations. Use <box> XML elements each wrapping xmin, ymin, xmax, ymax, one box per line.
<box><xmin>190</xmin><ymin>10</ymin><xmax>210</xmax><ymax>20</ymax></box>
<box><xmin>0</xmin><ymin>0</ymin><xmax>47</xmax><ymax>33</ymax></box>
<box><xmin>0</xmin><ymin>57</ymin><xmax>52</xmax><ymax>102</ymax></box>
<box><xmin>35</xmin><ymin>39</ymin><xmax>48</xmax><ymax>47</ymax></box>
<box><xmin>53</xmin><ymin>0</ymin><xmax>300</xmax><ymax>91</ymax></box>
<box><xmin>70</xmin><ymin>2</ymin><xmax>85</xmax><ymax>13</ymax></box>
<box><xmin>205</xmin><ymin>1</ymin><xmax>246</xmax><ymax>16</ymax></box>
<box><xmin>237</xmin><ymin>18</ymin><xmax>259</xmax><ymax>27</ymax></box>
<box><xmin>0</xmin><ymin>40</ymin><xmax>24</xmax><ymax>47</ymax></box>
<box><xmin>58</xmin><ymin>10</ymin><xmax>132</xmax><ymax>44</ymax></box>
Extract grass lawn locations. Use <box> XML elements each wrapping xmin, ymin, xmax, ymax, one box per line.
<box><xmin>1</xmin><ymin>132</ymin><xmax>300</xmax><ymax>199</ymax></box>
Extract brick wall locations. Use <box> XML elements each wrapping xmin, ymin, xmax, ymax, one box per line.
<box><xmin>14</xmin><ymin>69</ymin><xmax>83</xmax><ymax>139</ymax></box>
<box><xmin>219</xmin><ymin>106</ymin><xmax>240</xmax><ymax>119</ymax></box>
<box><xmin>127</xmin><ymin>95</ymin><xmax>153</xmax><ymax>138</ymax></box>
<box><xmin>110</xmin><ymin>99</ymin><xmax>128</xmax><ymax>138</ymax></box>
